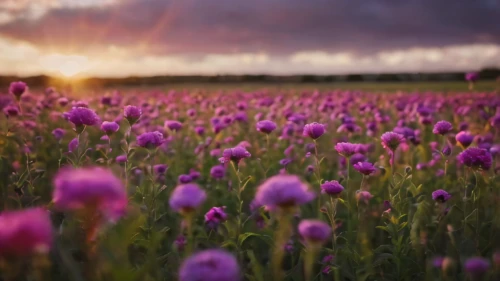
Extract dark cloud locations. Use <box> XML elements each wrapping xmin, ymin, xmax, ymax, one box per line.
<box><xmin>0</xmin><ymin>0</ymin><xmax>499</xmax><ymax>55</ymax></box>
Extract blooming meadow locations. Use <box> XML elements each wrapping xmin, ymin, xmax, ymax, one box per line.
<box><xmin>0</xmin><ymin>81</ymin><xmax>499</xmax><ymax>281</ymax></box>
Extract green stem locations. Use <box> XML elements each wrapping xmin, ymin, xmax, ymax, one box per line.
<box><xmin>272</xmin><ymin>211</ymin><xmax>293</xmax><ymax>281</ymax></box>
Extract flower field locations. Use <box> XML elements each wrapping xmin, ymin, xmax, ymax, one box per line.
<box><xmin>0</xmin><ymin>81</ymin><xmax>499</xmax><ymax>281</ymax></box>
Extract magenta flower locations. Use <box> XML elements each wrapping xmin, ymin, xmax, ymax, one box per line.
<box><xmin>334</xmin><ymin>142</ymin><xmax>358</xmax><ymax>158</ymax></box>
<box><xmin>432</xmin><ymin>121</ymin><xmax>453</xmax><ymax>135</ymax></box>
<box><xmin>52</xmin><ymin>128</ymin><xmax>66</xmax><ymax>141</ymax></box>
<box><xmin>353</xmin><ymin>161</ymin><xmax>376</xmax><ymax>175</ymax></box>
<box><xmin>136</xmin><ymin>131</ymin><xmax>164</xmax><ymax>149</ymax></box>
<box><xmin>464</xmin><ymin>257</ymin><xmax>489</xmax><ymax>280</ymax></box>
<box><xmin>457</xmin><ymin>148</ymin><xmax>492</xmax><ymax>171</ymax></box>
<box><xmin>153</xmin><ymin>164</ymin><xmax>168</xmax><ymax>174</ymax></box>
<box><xmin>178</xmin><ymin>174</ymin><xmax>193</xmax><ymax>184</ymax></box>
<box><xmin>165</xmin><ymin>120</ymin><xmax>183</xmax><ymax>132</ymax></box>
<box><xmin>219</xmin><ymin>146</ymin><xmax>251</xmax><ymax>164</ymax></box>
<box><xmin>210</xmin><ymin>165</ymin><xmax>226</xmax><ymax>179</ymax></box>
<box><xmin>465</xmin><ymin>72</ymin><xmax>479</xmax><ymax>82</ymax></box>
<box><xmin>204</xmin><ymin>206</ymin><xmax>228</xmax><ymax>229</ymax></box>
<box><xmin>100</xmin><ymin>121</ymin><xmax>120</xmax><ymax>135</ymax></box>
<box><xmin>68</xmin><ymin>138</ymin><xmax>79</xmax><ymax>153</ymax></box>
<box><xmin>456</xmin><ymin>131</ymin><xmax>474</xmax><ymax>148</ymax></box>
<box><xmin>169</xmin><ymin>183</ymin><xmax>207</xmax><ymax>213</ymax></box>
<box><xmin>3</xmin><ymin>104</ymin><xmax>19</xmax><ymax>117</ymax></box>
<box><xmin>9</xmin><ymin>81</ymin><xmax>27</xmax><ymax>99</ymax></box>
<box><xmin>0</xmin><ymin>208</ymin><xmax>52</xmax><ymax>257</ymax></box>
<box><xmin>179</xmin><ymin>249</ymin><xmax>240</xmax><ymax>281</ymax></box>
<box><xmin>356</xmin><ymin>191</ymin><xmax>373</xmax><ymax>204</ymax></box>
<box><xmin>115</xmin><ymin>154</ymin><xmax>128</xmax><ymax>163</ymax></box>
<box><xmin>303</xmin><ymin>122</ymin><xmax>326</xmax><ymax>139</ymax></box>
<box><xmin>381</xmin><ymin>132</ymin><xmax>405</xmax><ymax>151</ymax></box>
<box><xmin>68</xmin><ymin>107</ymin><xmax>100</xmax><ymax>129</ymax></box>
<box><xmin>320</xmin><ymin>181</ymin><xmax>344</xmax><ymax>196</ymax></box>
<box><xmin>298</xmin><ymin>219</ymin><xmax>331</xmax><ymax>245</ymax></box>
<box><xmin>256</xmin><ymin>120</ymin><xmax>277</xmax><ymax>134</ymax></box>
<box><xmin>432</xmin><ymin>189</ymin><xmax>451</xmax><ymax>203</ymax></box>
<box><xmin>53</xmin><ymin>167</ymin><xmax>127</xmax><ymax>221</ymax></box>
<box><xmin>123</xmin><ymin>105</ymin><xmax>142</xmax><ymax>124</ymax></box>
<box><xmin>255</xmin><ymin>175</ymin><xmax>315</xmax><ymax>211</ymax></box>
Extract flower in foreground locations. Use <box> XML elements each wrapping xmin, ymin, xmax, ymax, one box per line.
<box><xmin>136</xmin><ymin>131</ymin><xmax>164</xmax><ymax>149</ymax></box>
<box><xmin>169</xmin><ymin>183</ymin><xmax>207</xmax><ymax>214</ymax></box>
<box><xmin>100</xmin><ymin>121</ymin><xmax>120</xmax><ymax>135</ymax></box>
<box><xmin>381</xmin><ymin>132</ymin><xmax>405</xmax><ymax>151</ymax></box>
<box><xmin>53</xmin><ymin>167</ymin><xmax>127</xmax><ymax>221</ymax></box>
<box><xmin>353</xmin><ymin>161</ymin><xmax>376</xmax><ymax>175</ymax></box>
<box><xmin>298</xmin><ymin>219</ymin><xmax>331</xmax><ymax>245</ymax></box>
<box><xmin>123</xmin><ymin>105</ymin><xmax>142</xmax><ymax>124</ymax></box>
<box><xmin>219</xmin><ymin>146</ymin><xmax>251</xmax><ymax>164</ymax></box>
<box><xmin>255</xmin><ymin>175</ymin><xmax>315</xmax><ymax>211</ymax></box>
<box><xmin>256</xmin><ymin>120</ymin><xmax>277</xmax><ymax>134</ymax></box>
<box><xmin>179</xmin><ymin>249</ymin><xmax>240</xmax><ymax>281</ymax></box>
<box><xmin>303</xmin><ymin>122</ymin><xmax>325</xmax><ymax>139</ymax></box>
<box><xmin>457</xmin><ymin>147</ymin><xmax>492</xmax><ymax>171</ymax></box>
<box><xmin>432</xmin><ymin>189</ymin><xmax>451</xmax><ymax>203</ymax></box>
<box><xmin>432</xmin><ymin>121</ymin><xmax>453</xmax><ymax>135</ymax></box>
<box><xmin>68</xmin><ymin>107</ymin><xmax>100</xmax><ymax>129</ymax></box>
<box><xmin>0</xmin><ymin>208</ymin><xmax>52</xmax><ymax>257</ymax></box>
<box><xmin>9</xmin><ymin>81</ymin><xmax>27</xmax><ymax>99</ymax></box>
<box><xmin>455</xmin><ymin>131</ymin><xmax>474</xmax><ymax>148</ymax></box>
<box><xmin>464</xmin><ymin>257</ymin><xmax>489</xmax><ymax>280</ymax></box>
<box><xmin>320</xmin><ymin>181</ymin><xmax>344</xmax><ymax>197</ymax></box>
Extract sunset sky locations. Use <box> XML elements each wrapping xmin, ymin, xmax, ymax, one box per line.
<box><xmin>0</xmin><ymin>0</ymin><xmax>499</xmax><ymax>78</ymax></box>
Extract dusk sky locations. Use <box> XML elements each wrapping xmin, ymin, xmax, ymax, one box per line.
<box><xmin>1</xmin><ymin>0</ymin><xmax>499</xmax><ymax>77</ymax></box>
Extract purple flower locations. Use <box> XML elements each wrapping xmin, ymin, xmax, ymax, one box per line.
<box><xmin>432</xmin><ymin>256</ymin><xmax>444</xmax><ymax>268</ymax></box>
<box><xmin>465</xmin><ymin>72</ymin><xmax>479</xmax><ymax>82</ymax></box>
<box><xmin>353</xmin><ymin>161</ymin><xmax>376</xmax><ymax>175</ymax></box>
<box><xmin>68</xmin><ymin>107</ymin><xmax>100</xmax><ymax>128</ymax></box>
<box><xmin>53</xmin><ymin>167</ymin><xmax>127</xmax><ymax>221</ymax></box>
<box><xmin>3</xmin><ymin>104</ymin><xmax>19</xmax><ymax>117</ymax></box>
<box><xmin>256</xmin><ymin>120</ymin><xmax>277</xmax><ymax>134</ymax></box>
<box><xmin>115</xmin><ymin>154</ymin><xmax>128</xmax><ymax>163</ymax></box>
<box><xmin>456</xmin><ymin>131</ymin><xmax>474</xmax><ymax>148</ymax></box>
<box><xmin>298</xmin><ymin>219</ymin><xmax>331</xmax><ymax>245</ymax></box>
<box><xmin>356</xmin><ymin>191</ymin><xmax>373</xmax><ymax>204</ymax></box>
<box><xmin>204</xmin><ymin>206</ymin><xmax>228</xmax><ymax>229</ymax></box>
<box><xmin>320</xmin><ymin>181</ymin><xmax>344</xmax><ymax>196</ymax></box>
<box><xmin>169</xmin><ymin>183</ymin><xmax>207</xmax><ymax>213</ymax></box>
<box><xmin>165</xmin><ymin>120</ymin><xmax>183</xmax><ymax>132</ymax></box>
<box><xmin>381</xmin><ymin>132</ymin><xmax>405</xmax><ymax>151</ymax></box>
<box><xmin>432</xmin><ymin>121</ymin><xmax>453</xmax><ymax>135</ymax></box>
<box><xmin>189</xmin><ymin>169</ymin><xmax>201</xmax><ymax>180</ymax></box>
<box><xmin>279</xmin><ymin>158</ymin><xmax>293</xmax><ymax>166</ymax></box>
<box><xmin>457</xmin><ymin>148</ymin><xmax>492</xmax><ymax>171</ymax></box>
<box><xmin>9</xmin><ymin>81</ymin><xmax>27</xmax><ymax>98</ymax></box>
<box><xmin>464</xmin><ymin>257</ymin><xmax>490</xmax><ymax>279</ymax></box>
<box><xmin>68</xmin><ymin>138</ymin><xmax>79</xmax><ymax>153</ymax></box>
<box><xmin>255</xmin><ymin>175</ymin><xmax>315</xmax><ymax>210</ymax></box>
<box><xmin>0</xmin><ymin>208</ymin><xmax>52</xmax><ymax>257</ymax></box>
<box><xmin>52</xmin><ymin>128</ymin><xmax>65</xmax><ymax>141</ymax></box>
<box><xmin>334</xmin><ymin>142</ymin><xmax>358</xmax><ymax>158</ymax></box>
<box><xmin>210</xmin><ymin>165</ymin><xmax>226</xmax><ymax>179</ymax></box>
<box><xmin>179</xmin><ymin>249</ymin><xmax>240</xmax><ymax>281</ymax></box>
<box><xmin>219</xmin><ymin>146</ymin><xmax>251</xmax><ymax>164</ymax></box>
<box><xmin>100</xmin><ymin>121</ymin><xmax>120</xmax><ymax>135</ymax></box>
<box><xmin>432</xmin><ymin>189</ymin><xmax>451</xmax><ymax>203</ymax></box>
<box><xmin>350</xmin><ymin>153</ymin><xmax>367</xmax><ymax>165</ymax></box>
<box><xmin>123</xmin><ymin>105</ymin><xmax>142</xmax><ymax>124</ymax></box>
<box><xmin>178</xmin><ymin>174</ymin><xmax>193</xmax><ymax>184</ymax></box>
<box><xmin>303</xmin><ymin>122</ymin><xmax>326</xmax><ymax>139</ymax></box>
<box><xmin>136</xmin><ymin>131</ymin><xmax>164</xmax><ymax>149</ymax></box>
<box><xmin>153</xmin><ymin>164</ymin><xmax>168</xmax><ymax>174</ymax></box>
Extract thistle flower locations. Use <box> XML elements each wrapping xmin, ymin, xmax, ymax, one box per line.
<box><xmin>153</xmin><ymin>164</ymin><xmax>168</xmax><ymax>174</ymax></box>
<box><xmin>179</xmin><ymin>249</ymin><xmax>240</xmax><ymax>281</ymax></box>
<box><xmin>68</xmin><ymin>107</ymin><xmax>100</xmax><ymax>131</ymax></box>
<box><xmin>298</xmin><ymin>219</ymin><xmax>331</xmax><ymax>245</ymax></box>
<box><xmin>68</xmin><ymin>138</ymin><xmax>79</xmax><ymax>153</ymax></box>
<box><xmin>334</xmin><ymin>142</ymin><xmax>358</xmax><ymax>158</ymax></box>
<box><xmin>136</xmin><ymin>131</ymin><xmax>164</xmax><ymax>149</ymax></box>
<box><xmin>169</xmin><ymin>183</ymin><xmax>207</xmax><ymax>213</ymax></box>
<box><xmin>178</xmin><ymin>174</ymin><xmax>193</xmax><ymax>184</ymax></box>
<box><xmin>457</xmin><ymin>148</ymin><xmax>492</xmax><ymax>171</ymax></box>
<box><xmin>210</xmin><ymin>165</ymin><xmax>226</xmax><ymax>179</ymax></box>
<box><xmin>432</xmin><ymin>189</ymin><xmax>451</xmax><ymax>203</ymax></box>
<box><xmin>204</xmin><ymin>206</ymin><xmax>228</xmax><ymax>229</ymax></box>
<box><xmin>381</xmin><ymin>132</ymin><xmax>405</xmax><ymax>151</ymax></box>
<box><xmin>219</xmin><ymin>146</ymin><xmax>251</xmax><ymax>164</ymax></box>
<box><xmin>165</xmin><ymin>120</ymin><xmax>183</xmax><ymax>132</ymax></box>
<box><xmin>455</xmin><ymin>131</ymin><xmax>474</xmax><ymax>148</ymax></box>
<box><xmin>432</xmin><ymin>121</ymin><xmax>453</xmax><ymax>135</ymax></box>
<box><xmin>256</xmin><ymin>120</ymin><xmax>277</xmax><ymax>134</ymax></box>
<box><xmin>0</xmin><ymin>208</ymin><xmax>52</xmax><ymax>257</ymax></box>
<box><xmin>100</xmin><ymin>121</ymin><xmax>120</xmax><ymax>135</ymax></box>
<box><xmin>9</xmin><ymin>81</ymin><xmax>27</xmax><ymax>99</ymax></box>
<box><xmin>123</xmin><ymin>105</ymin><xmax>142</xmax><ymax>124</ymax></box>
<box><xmin>3</xmin><ymin>104</ymin><xmax>19</xmax><ymax>117</ymax></box>
<box><xmin>53</xmin><ymin>167</ymin><xmax>127</xmax><ymax>221</ymax></box>
<box><xmin>350</xmin><ymin>153</ymin><xmax>367</xmax><ymax>165</ymax></box>
<box><xmin>303</xmin><ymin>122</ymin><xmax>325</xmax><ymax>139</ymax></box>
<box><xmin>52</xmin><ymin>128</ymin><xmax>66</xmax><ymax>141</ymax></box>
<box><xmin>254</xmin><ymin>175</ymin><xmax>315</xmax><ymax>211</ymax></box>
<box><xmin>464</xmin><ymin>257</ymin><xmax>489</xmax><ymax>280</ymax></box>
<box><xmin>320</xmin><ymin>180</ymin><xmax>344</xmax><ymax>196</ymax></box>
<box><xmin>353</xmin><ymin>161</ymin><xmax>376</xmax><ymax>175</ymax></box>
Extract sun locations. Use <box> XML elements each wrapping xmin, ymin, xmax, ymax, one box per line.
<box><xmin>39</xmin><ymin>54</ymin><xmax>90</xmax><ymax>77</ymax></box>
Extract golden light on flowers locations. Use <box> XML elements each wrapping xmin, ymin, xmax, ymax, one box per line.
<box><xmin>38</xmin><ymin>54</ymin><xmax>90</xmax><ymax>77</ymax></box>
